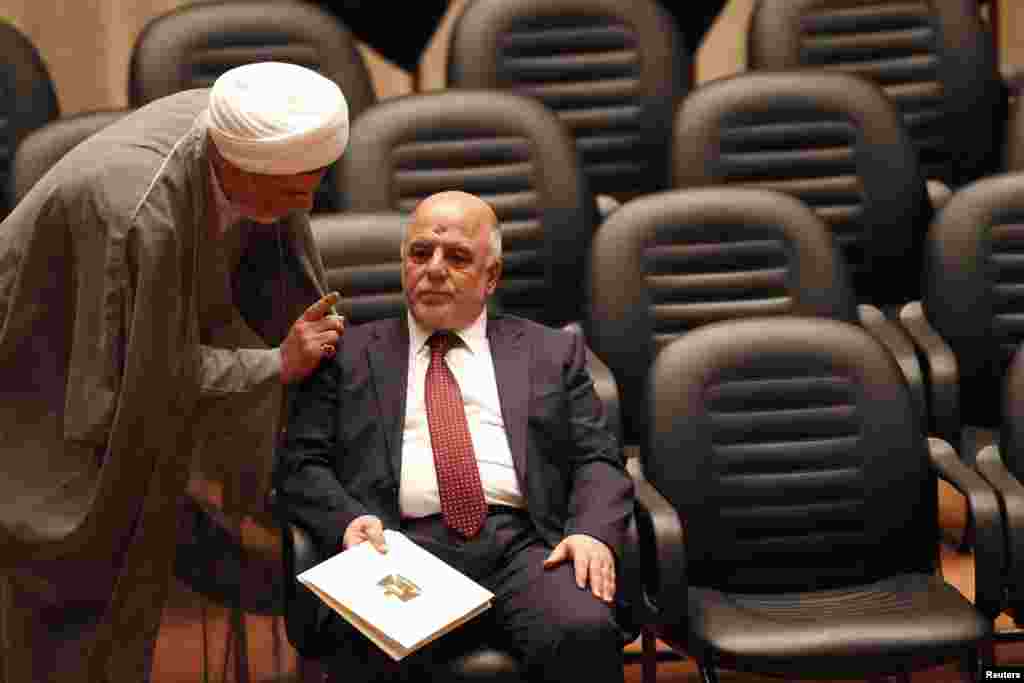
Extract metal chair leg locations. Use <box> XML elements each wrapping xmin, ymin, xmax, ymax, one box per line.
<box><xmin>966</xmin><ymin>640</ymin><xmax>992</xmax><ymax>682</ymax></box>
<box><xmin>697</xmin><ymin>660</ymin><xmax>719</xmax><ymax>683</ymax></box>
<box><xmin>230</xmin><ymin>606</ymin><xmax>249</xmax><ymax>683</ymax></box>
<box><xmin>228</xmin><ymin>513</ymin><xmax>250</xmax><ymax>683</ymax></box>
<box><xmin>640</xmin><ymin>625</ymin><xmax>657</xmax><ymax>683</ymax></box>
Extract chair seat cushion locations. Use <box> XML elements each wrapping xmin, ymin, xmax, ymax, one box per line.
<box><xmin>661</xmin><ymin>573</ymin><xmax>990</xmax><ymax>677</ymax></box>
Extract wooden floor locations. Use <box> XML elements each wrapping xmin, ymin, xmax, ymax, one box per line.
<box><xmin>150</xmin><ymin>543</ymin><xmax>1024</xmax><ymax>683</ymax></box>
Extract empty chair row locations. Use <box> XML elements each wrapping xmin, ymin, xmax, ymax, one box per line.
<box><xmin>3</xmin><ymin>0</ymin><xmax>1018</xmax><ymax>223</ymax></box>
<box><xmin>8</xmin><ymin>83</ymin><xmax>965</xmax><ymax>437</ymax></box>
<box><xmin>5</xmin><ymin>70</ymin><xmax>941</xmax><ymax>313</ymax></box>
<box><xmin>5</xmin><ymin>0</ymin><xmax>1021</xmax><ymax>315</ymax></box>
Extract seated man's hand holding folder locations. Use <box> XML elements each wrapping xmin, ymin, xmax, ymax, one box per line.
<box><xmin>344</xmin><ymin>514</ymin><xmax>389</xmax><ymax>554</ymax></box>
<box><xmin>298</xmin><ymin>530</ymin><xmax>494</xmax><ymax>661</ymax></box>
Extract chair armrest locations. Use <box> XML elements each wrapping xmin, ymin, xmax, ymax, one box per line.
<box><xmin>632</xmin><ymin>477</ymin><xmax>688</xmax><ymax>627</ymax></box>
<box><xmin>618</xmin><ymin>508</ymin><xmax>646</xmax><ymax>641</ymax></box>
<box><xmin>857</xmin><ymin>304</ymin><xmax>926</xmax><ymax>430</ymax></box>
<box><xmin>975</xmin><ymin>444</ymin><xmax>1024</xmax><ymax>610</ymax></box>
<box><xmin>899</xmin><ymin>301</ymin><xmax>960</xmax><ymax>446</ymax></box>
<box><xmin>929</xmin><ymin>438</ymin><xmax>1004</xmax><ymax>619</ymax></box>
<box><xmin>287</xmin><ymin>520</ymin><xmax>321</xmax><ymax>574</ymax></box>
<box><xmin>563</xmin><ymin>321</ymin><xmax>623</xmax><ymax>445</ymax></box>
<box><xmin>271</xmin><ymin>490</ymin><xmax>329</xmax><ymax>658</ymax></box>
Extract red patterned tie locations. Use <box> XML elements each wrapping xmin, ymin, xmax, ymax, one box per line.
<box><xmin>425</xmin><ymin>331</ymin><xmax>488</xmax><ymax>538</ymax></box>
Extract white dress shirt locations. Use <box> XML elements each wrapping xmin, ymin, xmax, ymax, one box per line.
<box><xmin>400</xmin><ymin>309</ymin><xmax>525</xmax><ymax>518</ymax></box>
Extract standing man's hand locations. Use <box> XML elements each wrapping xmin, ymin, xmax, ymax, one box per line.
<box><xmin>343</xmin><ymin>515</ymin><xmax>388</xmax><ymax>553</ymax></box>
<box><xmin>543</xmin><ymin>534</ymin><xmax>616</xmax><ymax>603</ymax></box>
<box><xmin>281</xmin><ymin>292</ymin><xmax>344</xmax><ymax>384</ymax></box>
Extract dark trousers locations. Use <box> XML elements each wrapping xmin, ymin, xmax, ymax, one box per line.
<box><xmin>322</xmin><ymin>507</ymin><xmax>626</xmax><ymax>683</ymax></box>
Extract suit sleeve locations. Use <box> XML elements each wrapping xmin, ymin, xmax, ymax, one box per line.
<box><xmin>561</xmin><ymin>330</ymin><xmax>635</xmax><ymax>561</ymax></box>
<box><xmin>274</xmin><ymin>358</ymin><xmax>370</xmax><ymax>554</ymax></box>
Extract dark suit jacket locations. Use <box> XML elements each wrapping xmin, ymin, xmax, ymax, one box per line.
<box><xmin>276</xmin><ymin>313</ymin><xmax>633</xmax><ymax>562</ymax></box>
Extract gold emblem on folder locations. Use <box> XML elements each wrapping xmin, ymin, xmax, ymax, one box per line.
<box><xmin>378</xmin><ymin>574</ymin><xmax>422</xmax><ymax>603</ymax></box>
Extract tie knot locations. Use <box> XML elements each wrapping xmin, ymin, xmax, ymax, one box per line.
<box><xmin>427</xmin><ymin>331</ymin><xmax>458</xmax><ymax>358</ymax></box>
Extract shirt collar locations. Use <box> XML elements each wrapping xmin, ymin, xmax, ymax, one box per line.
<box><xmin>408</xmin><ymin>307</ymin><xmax>488</xmax><ymax>357</ymax></box>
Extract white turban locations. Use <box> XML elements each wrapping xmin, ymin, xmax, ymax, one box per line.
<box><xmin>206</xmin><ymin>62</ymin><xmax>349</xmax><ymax>175</ymax></box>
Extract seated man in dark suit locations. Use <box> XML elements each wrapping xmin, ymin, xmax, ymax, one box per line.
<box><xmin>276</xmin><ymin>190</ymin><xmax>634</xmax><ymax>682</ymax></box>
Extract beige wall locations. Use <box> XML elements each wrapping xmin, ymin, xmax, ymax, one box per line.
<box><xmin>4</xmin><ymin>0</ymin><xmax>187</xmax><ymax>114</ymax></box>
<box><xmin>4</xmin><ymin>0</ymin><xmax>1023</xmax><ymax>116</ymax></box>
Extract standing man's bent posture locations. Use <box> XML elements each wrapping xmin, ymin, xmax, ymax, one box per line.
<box><xmin>0</xmin><ymin>62</ymin><xmax>348</xmax><ymax>682</ymax></box>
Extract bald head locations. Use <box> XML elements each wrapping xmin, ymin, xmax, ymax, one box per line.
<box><xmin>403</xmin><ymin>191</ymin><xmax>502</xmax><ymax>263</ymax></box>
<box><xmin>401</xmin><ymin>191</ymin><xmax>503</xmax><ymax>331</ymax></box>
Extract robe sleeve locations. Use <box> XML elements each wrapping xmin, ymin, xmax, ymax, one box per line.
<box><xmin>198</xmin><ymin>344</ymin><xmax>282</xmax><ymax>395</ymax></box>
<box><xmin>195</xmin><ymin>276</ymin><xmax>285</xmax><ymax>395</ymax></box>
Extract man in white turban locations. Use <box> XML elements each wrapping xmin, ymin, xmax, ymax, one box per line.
<box><xmin>0</xmin><ymin>62</ymin><xmax>349</xmax><ymax>682</ymax></box>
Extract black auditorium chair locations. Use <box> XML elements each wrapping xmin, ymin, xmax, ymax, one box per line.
<box><xmin>900</xmin><ymin>172</ymin><xmax>1024</xmax><ymax>463</ymax></box>
<box><xmin>446</xmin><ymin>0</ymin><xmax>688</xmax><ymax>211</ymax></box>
<box><xmin>633</xmin><ymin>316</ymin><xmax>1001</xmax><ymax>682</ymax></box>
<box><xmin>340</xmin><ymin>90</ymin><xmax>598</xmax><ymax>328</ymax></box>
<box><xmin>977</xmin><ymin>347</ymin><xmax>1024</xmax><ymax>641</ymax></box>
<box><xmin>747</xmin><ymin>0</ymin><xmax>1007</xmax><ymax>191</ymax></box>
<box><xmin>0</xmin><ymin>20</ymin><xmax>59</xmax><ymax>217</ymax></box>
<box><xmin>128</xmin><ymin>0</ymin><xmax>377</xmax><ymax>212</ymax></box>
<box><xmin>672</xmin><ymin>70</ymin><xmax>933</xmax><ymax>308</ymax></box>
<box><xmin>10</xmin><ymin>110</ymin><xmax>127</xmax><ymax>205</ymax></box>
<box><xmin>585</xmin><ymin>187</ymin><xmax>924</xmax><ymax>455</ymax></box>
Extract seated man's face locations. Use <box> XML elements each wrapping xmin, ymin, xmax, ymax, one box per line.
<box><xmin>402</xmin><ymin>196</ymin><xmax>501</xmax><ymax>331</ymax></box>
<box><xmin>214</xmin><ymin>149</ymin><xmax>327</xmax><ymax>223</ymax></box>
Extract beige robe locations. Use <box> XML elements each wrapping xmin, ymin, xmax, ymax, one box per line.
<box><xmin>0</xmin><ymin>89</ymin><xmax>331</xmax><ymax>682</ymax></box>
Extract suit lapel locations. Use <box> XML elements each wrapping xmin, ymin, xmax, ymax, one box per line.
<box><xmin>487</xmin><ymin>316</ymin><xmax>530</xmax><ymax>488</ymax></box>
<box><xmin>367</xmin><ymin>319</ymin><xmax>410</xmax><ymax>483</ymax></box>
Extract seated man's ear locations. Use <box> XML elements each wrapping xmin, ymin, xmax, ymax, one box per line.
<box><xmin>486</xmin><ymin>259</ymin><xmax>502</xmax><ymax>294</ymax></box>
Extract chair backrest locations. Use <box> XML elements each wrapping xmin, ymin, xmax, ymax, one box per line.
<box><xmin>311</xmin><ymin>212</ymin><xmax>408</xmax><ymax>324</ymax></box>
<box><xmin>129</xmin><ymin>0</ymin><xmax>377</xmax><ymax>212</ymax></box>
<box><xmin>341</xmin><ymin>90</ymin><xmax>595</xmax><ymax>327</ymax></box>
<box><xmin>587</xmin><ymin>187</ymin><xmax>857</xmax><ymax>446</ymax></box>
<box><xmin>672</xmin><ymin>70</ymin><xmax>932</xmax><ymax>306</ymax></box>
<box><xmin>748</xmin><ymin>0</ymin><xmax>1005</xmax><ymax>189</ymax></box>
<box><xmin>11</xmin><ymin>110</ymin><xmax>127</xmax><ymax>205</ymax></box>
<box><xmin>648</xmin><ymin>316</ymin><xmax>935</xmax><ymax>593</ymax></box>
<box><xmin>0</xmin><ymin>21</ymin><xmax>59</xmax><ymax>217</ymax></box>
<box><xmin>447</xmin><ymin>0</ymin><xmax>688</xmax><ymax>204</ymax></box>
<box><xmin>922</xmin><ymin>171</ymin><xmax>1024</xmax><ymax>430</ymax></box>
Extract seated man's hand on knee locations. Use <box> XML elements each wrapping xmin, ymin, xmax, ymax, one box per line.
<box><xmin>542</xmin><ymin>534</ymin><xmax>616</xmax><ymax>603</ymax></box>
